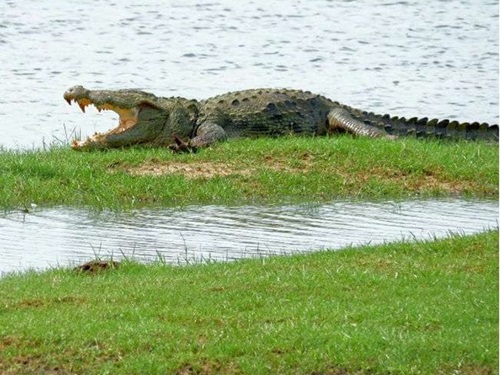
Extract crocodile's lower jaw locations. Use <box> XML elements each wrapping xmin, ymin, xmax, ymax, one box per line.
<box><xmin>72</xmin><ymin>139</ymin><xmax>88</xmax><ymax>150</ymax></box>
<box><xmin>72</xmin><ymin>135</ymin><xmax>103</xmax><ymax>150</ymax></box>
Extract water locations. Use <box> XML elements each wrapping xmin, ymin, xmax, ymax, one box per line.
<box><xmin>0</xmin><ymin>1</ymin><xmax>497</xmax><ymax>148</ymax></box>
<box><xmin>1</xmin><ymin>199</ymin><xmax>497</xmax><ymax>274</ymax></box>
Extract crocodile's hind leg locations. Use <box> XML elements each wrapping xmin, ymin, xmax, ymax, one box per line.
<box><xmin>190</xmin><ymin>122</ymin><xmax>228</xmax><ymax>147</ymax></box>
<box><xmin>327</xmin><ymin>107</ymin><xmax>396</xmax><ymax>139</ymax></box>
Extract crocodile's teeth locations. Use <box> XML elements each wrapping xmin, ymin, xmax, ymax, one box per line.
<box><xmin>78</xmin><ymin>102</ymin><xmax>86</xmax><ymax>113</ymax></box>
<box><xmin>65</xmin><ymin>98</ymin><xmax>72</xmax><ymax>105</ymax></box>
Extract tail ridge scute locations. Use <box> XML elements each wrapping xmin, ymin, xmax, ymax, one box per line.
<box><xmin>370</xmin><ymin>113</ymin><xmax>498</xmax><ymax>141</ymax></box>
<box><xmin>336</xmin><ymin>103</ymin><xmax>498</xmax><ymax>141</ymax></box>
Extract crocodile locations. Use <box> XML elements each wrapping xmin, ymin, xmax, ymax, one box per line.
<box><xmin>63</xmin><ymin>85</ymin><xmax>499</xmax><ymax>151</ymax></box>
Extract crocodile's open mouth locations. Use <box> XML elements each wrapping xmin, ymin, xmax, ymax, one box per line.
<box><xmin>64</xmin><ymin>96</ymin><xmax>139</xmax><ymax>134</ymax></box>
<box><xmin>64</xmin><ymin>86</ymin><xmax>142</xmax><ymax>149</ymax></box>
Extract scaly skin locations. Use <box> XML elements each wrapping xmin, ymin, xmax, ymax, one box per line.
<box><xmin>63</xmin><ymin>86</ymin><xmax>499</xmax><ymax>151</ymax></box>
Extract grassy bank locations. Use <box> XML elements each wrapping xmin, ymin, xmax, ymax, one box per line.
<box><xmin>0</xmin><ymin>136</ymin><xmax>498</xmax><ymax>210</ymax></box>
<box><xmin>0</xmin><ymin>230</ymin><xmax>497</xmax><ymax>374</ymax></box>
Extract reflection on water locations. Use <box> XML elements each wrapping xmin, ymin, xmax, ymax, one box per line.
<box><xmin>1</xmin><ymin>199</ymin><xmax>497</xmax><ymax>274</ymax></box>
<box><xmin>0</xmin><ymin>0</ymin><xmax>498</xmax><ymax>148</ymax></box>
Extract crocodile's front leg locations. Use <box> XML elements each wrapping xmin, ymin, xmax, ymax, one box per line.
<box><xmin>169</xmin><ymin>122</ymin><xmax>228</xmax><ymax>153</ymax></box>
<box><xmin>327</xmin><ymin>107</ymin><xmax>396</xmax><ymax>139</ymax></box>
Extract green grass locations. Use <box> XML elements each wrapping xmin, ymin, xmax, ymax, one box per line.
<box><xmin>0</xmin><ymin>136</ymin><xmax>497</xmax><ymax>210</ymax></box>
<box><xmin>0</xmin><ymin>230</ymin><xmax>497</xmax><ymax>374</ymax></box>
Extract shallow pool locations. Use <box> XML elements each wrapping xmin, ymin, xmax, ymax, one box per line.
<box><xmin>1</xmin><ymin>198</ymin><xmax>497</xmax><ymax>274</ymax></box>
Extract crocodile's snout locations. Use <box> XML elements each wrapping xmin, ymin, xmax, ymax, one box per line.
<box><xmin>63</xmin><ymin>89</ymin><xmax>73</xmax><ymax>105</ymax></box>
<box><xmin>63</xmin><ymin>85</ymin><xmax>89</xmax><ymax>105</ymax></box>
<box><xmin>64</xmin><ymin>85</ymin><xmax>92</xmax><ymax>112</ymax></box>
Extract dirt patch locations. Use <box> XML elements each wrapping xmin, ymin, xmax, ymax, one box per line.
<box><xmin>175</xmin><ymin>360</ymin><xmax>241</xmax><ymax>375</ymax></box>
<box><xmin>74</xmin><ymin>260</ymin><xmax>120</xmax><ymax>274</ymax></box>
<box><xmin>263</xmin><ymin>153</ymin><xmax>314</xmax><ymax>174</ymax></box>
<box><xmin>0</xmin><ymin>335</ymin><xmax>23</xmax><ymax>351</ymax></box>
<box><xmin>121</xmin><ymin>157</ymin><xmax>312</xmax><ymax>179</ymax></box>
<box><xmin>339</xmin><ymin>166</ymin><xmax>476</xmax><ymax>195</ymax></box>
<box><xmin>125</xmin><ymin>161</ymin><xmax>251</xmax><ymax>179</ymax></box>
<box><xmin>440</xmin><ymin>363</ymin><xmax>497</xmax><ymax>375</ymax></box>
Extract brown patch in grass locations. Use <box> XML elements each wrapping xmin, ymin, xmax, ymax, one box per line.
<box><xmin>175</xmin><ymin>360</ymin><xmax>241</xmax><ymax>375</ymax></box>
<box><xmin>74</xmin><ymin>260</ymin><xmax>120</xmax><ymax>274</ymax></box>
<box><xmin>119</xmin><ymin>156</ymin><xmax>313</xmax><ymax>179</ymax></box>
<box><xmin>263</xmin><ymin>153</ymin><xmax>314</xmax><ymax>173</ymax></box>
<box><xmin>404</xmin><ymin>174</ymin><xmax>478</xmax><ymax>195</ymax></box>
<box><xmin>16</xmin><ymin>299</ymin><xmax>46</xmax><ymax>308</ymax></box>
<box><xmin>5</xmin><ymin>297</ymin><xmax>86</xmax><ymax>313</ymax></box>
<box><xmin>310</xmin><ymin>367</ymin><xmax>353</xmax><ymax>375</ymax></box>
<box><xmin>385</xmin><ymin>168</ymin><xmax>472</xmax><ymax>194</ymax></box>
<box><xmin>125</xmin><ymin>161</ymin><xmax>250</xmax><ymax>178</ymax></box>
<box><xmin>339</xmin><ymin>166</ymin><xmax>478</xmax><ymax>195</ymax></box>
<box><xmin>0</xmin><ymin>335</ymin><xmax>23</xmax><ymax>351</ymax></box>
<box><xmin>439</xmin><ymin>363</ymin><xmax>497</xmax><ymax>375</ymax></box>
<box><xmin>1</xmin><ymin>348</ymin><xmax>121</xmax><ymax>375</ymax></box>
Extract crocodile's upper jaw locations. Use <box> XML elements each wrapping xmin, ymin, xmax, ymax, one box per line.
<box><xmin>65</xmin><ymin>97</ymin><xmax>139</xmax><ymax>129</ymax></box>
<box><xmin>63</xmin><ymin>86</ymin><xmax>140</xmax><ymax>148</ymax></box>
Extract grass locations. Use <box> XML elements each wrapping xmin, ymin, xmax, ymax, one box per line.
<box><xmin>0</xmin><ymin>230</ymin><xmax>497</xmax><ymax>374</ymax></box>
<box><xmin>0</xmin><ymin>136</ymin><xmax>497</xmax><ymax>210</ymax></box>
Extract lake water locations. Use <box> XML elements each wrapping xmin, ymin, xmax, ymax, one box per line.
<box><xmin>0</xmin><ymin>0</ymin><xmax>497</xmax><ymax>148</ymax></box>
<box><xmin>1</xmin><ymin>199</ymin><xmax>498</xmax><ymax>275</ymax></box>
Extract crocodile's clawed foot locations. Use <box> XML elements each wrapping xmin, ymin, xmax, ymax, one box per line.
<box><xmin>168</xmin><ymin>136</ymin><xmax>198</xmax><ymax>153</ymax></box>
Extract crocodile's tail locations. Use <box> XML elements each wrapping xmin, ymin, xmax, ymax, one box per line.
<box><xmin>341</xmin><ymin>104</ymin><xmax>499</xmax><ymax>142</ymax></box>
